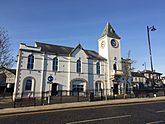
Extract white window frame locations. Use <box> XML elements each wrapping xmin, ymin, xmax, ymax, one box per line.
<box><xmin>76</xmin><ymin>59</ymin><xmax>82</xmax><ymax>73</ymax></box>
<box><xmin>96</xmin><ymin>62</ymin><xmax>101</xmax><ymax>75</ymax></box>
<box><xmin>27</xmin><ymin>54</ymin><xmax>34</xmax><ymax>70</ymax></box>
<box><xmin>52</xmin><ymin>57</ymin><xmax>59</xmax><ymax>72</ymax></box>
<box><xmin>25</xmin><ymin>79</ymin><xmax>32</xmax><ymax>91</ymax></box>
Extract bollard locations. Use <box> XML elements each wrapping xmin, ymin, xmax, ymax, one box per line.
<box><xmin>48</xmin><ymin>96</ymin><xmax>50</xmax><ymax>104</ymax></box>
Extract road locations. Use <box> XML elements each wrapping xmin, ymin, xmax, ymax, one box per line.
<box><xmin>1</xmin><ymin>101</ymin><xmax>165</xmax><ymax>124</ymax></box>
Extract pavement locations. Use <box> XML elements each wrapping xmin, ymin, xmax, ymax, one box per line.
<box><xmin>1</xmin><ymin>96</ymin><xmax>165</xmax><ymax>116</ymax></box>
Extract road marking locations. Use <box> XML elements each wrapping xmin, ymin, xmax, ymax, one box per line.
<box><xmin>0</xmin><ymin>100</ymin><xmax>165</xmax><ymax>118</ymax></box>
<box><xmin>146</xmin><ymin>120</ymin><xmax>164</xmax><ymax>124</ymax></box>
<box><xmin>66</xmin><ymin>114</ymin><xmax>131</xmax><ymax>124</ymax></box>
<box><xmin>156</xmin><ymin>110</ymin><xmax>165</xmax><ymax>113</ymax></box>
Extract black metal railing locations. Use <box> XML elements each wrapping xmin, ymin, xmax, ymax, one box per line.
<box><xmin>0</xmin><ymin>88</ymin><xmax>165</xmax><ymax>108</ymax></box>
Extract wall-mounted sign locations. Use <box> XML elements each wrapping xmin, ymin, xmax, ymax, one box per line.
<box><xmin>47</xmin><ymin>75</ymin><xmax>54</xmax><ymax>83</ymax></box>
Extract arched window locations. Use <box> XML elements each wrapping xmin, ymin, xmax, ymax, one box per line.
<box><xmin>95</xmin><ymin>82</ymin><xmax>102</xmax><ymax>91</ymax></box>
<box><xmin>53</xmin><ymin>57</ymin><xmax>58</xmax><ymax>71</ymax></box>
<box><xmin>96</xmin><ymin>62</ymin><xmax>100</xmax><ymax>75</ymax></box>
<box><xmin>77</xmin><ymin>59</ymin><xmax>81</xmax><ymax>73</ymax></box>
<box><xmin>27</xmin><ymin>54</ymin><xmax>34</xmax><ymax>69</ymax></box>
<box><xmin>25</xmin><ymin>79</ymin><xmax>32</xmax><ymax>91</ymax></box>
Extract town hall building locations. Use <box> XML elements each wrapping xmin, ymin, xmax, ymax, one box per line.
<box><xmin>13</xmin><ymin>22</ymin><xmax>123</xmax><ymax>100</ymax></box>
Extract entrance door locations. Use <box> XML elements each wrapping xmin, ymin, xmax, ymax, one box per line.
<box><xmin>95</xmin><ymin>81</ymin><xmax>102</xmax><ymax>96</ymax></box>
<box><xmin>113</xmin><ymin>84</ymin><xmax>118</xmax><ymax>94</ymax></box>
<box><xmin>51</xmin><ymin>83</ymin><xmax>58</xmax><ymax>96</ymax></box>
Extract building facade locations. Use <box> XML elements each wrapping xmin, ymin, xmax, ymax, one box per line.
<box><xmin>0</xmin><ymin>67</ymin><xmax>16</xmax><ymax>93</ymax></box>
<box><xmin>13</xmin><ymin>22</ymin><xmax>123</xmax><ymax>100</ymax></box>
<box><xmin>161</xmin><ymin>76</ymin><xmax>165</xmax><ymax>85</ymax></box>
<box><xmin>131</xmin><ymin>71</ymin><xmax>146</xmax><ymax>89</ymax></box>
<box><xmin>142</xmin><ymin>70</ymin><xmax>163</xmax><ymax>88</ymax></box>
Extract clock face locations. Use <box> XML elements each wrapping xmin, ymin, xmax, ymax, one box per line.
<box><xmin>101</xmin><ymin>41</ymin><xmax>105</xmax><ymax>49</ymax></box>
<box><xmin>111</xmin><ymin>39</ymin><xmax>119</xmax><ymax>48</ymax></box>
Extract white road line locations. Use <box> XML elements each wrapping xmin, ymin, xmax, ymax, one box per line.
<box><xmin>66</xmin><ymin>114</ymin><xmax>131</xmax><ymax>124</ymax></box>
<box><xmin>156</xmin><ymin>110</ymin><xmax>165</xmax><ymax>113</ymax></box>
<box><xmin>146</xmin><ymin>120</ymin><xmax>164</xmax><ymax>124</ymax></box>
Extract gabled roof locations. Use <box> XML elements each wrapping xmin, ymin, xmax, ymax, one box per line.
<box><xmin>100</xmin><ymin>22</ymin><xmax>120</xmax><ymax>39</ymax></box>
<box><xmin>36</xmin><ymin>42</ymin><xmax>73</xmax><ymax>56</ymax></box>
<box><xmin>35</xmin><ymin>42</ymin><xmax>106</xmax><ymax>60</ymax></box>
<box><xmin>69</xmin><ymin>44</ymin><xmax>82</xmax><ymax>55</ymax></box>
<box><xmin>0</xmin><ymin>67</ymin><xmax>16</xmax><ymax>75</ymax></box>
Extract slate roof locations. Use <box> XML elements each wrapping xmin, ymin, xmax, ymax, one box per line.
<box><xmin>0</xmin><ymin>67</ymin><xmax>16</xmax><ymax>75</ymax></box>
<box><xmin>35</xmin><ymin>42</ymin><xmax>106</xmax><ymax>60</ymax></box>
<box><xmin>7</xmin><ymin>69</ymin><xmax>16</xmax><ymax>75</ymax></box>
<box><xmin>100</xmin><ymin>22</ymin><xmax>120</xmax><ymax>39</ymax></box>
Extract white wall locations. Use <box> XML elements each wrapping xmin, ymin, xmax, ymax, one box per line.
<box><xmin>98</xmin><ymin>36</ymin><xmax>122</xmax><ymax>91</ymax></box>
<box><xmin>14</xmin><ymin>43</ymin><xmax>107</xmax><ymax>99</ymax></box>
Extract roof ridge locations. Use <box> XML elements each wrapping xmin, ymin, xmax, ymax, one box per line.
<box><xmin>36</xmin><ymin>41</ymin><xmax>100</xmax><ymax>53</ymax></box>
<box><xmin>35</xmin><ymin>42</ymin><xmax>106</xmax><ymax>60</ymax></box>
<box><xmin>35</xmin><ymin>42</ymin><xmax>74</xmax><ymax>49</ymax></box>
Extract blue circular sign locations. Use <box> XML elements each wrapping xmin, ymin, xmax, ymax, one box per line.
<box><xmin>48</xmin><ymin>76</ymin><xmax>53</xmax><ymax>82</ymax></box>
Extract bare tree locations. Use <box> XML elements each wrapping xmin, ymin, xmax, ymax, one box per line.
<box><xmin>122</xmin><ymin>58</ymin><xmax>132</xmax><ymax>99</ymax></box>
<box><xmin>0</xmin><ymin>27</ymin><xmax>14</xmax><ymax>68</ymax></box>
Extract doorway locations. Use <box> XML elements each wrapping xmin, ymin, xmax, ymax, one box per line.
<box><xmin>113</xmin><ymin>84</ymin><xmax>118</xmax><ymax>94</ymax></box>
<box><xmin>51</xmin><ymin>83</ymin><xmax>58</xmax><ymax>96</ymax></box>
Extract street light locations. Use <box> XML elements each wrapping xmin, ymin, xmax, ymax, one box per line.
<box><xmin>147</xmin><ymin>25</ymin><xmax>156</xmax><ymax>87</ymax></box>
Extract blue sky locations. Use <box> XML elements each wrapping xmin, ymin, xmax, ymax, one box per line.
<box><xmin>0</xmin><ymin>0</ymin><xmax>165</xmax><ymax>74</ymax></box>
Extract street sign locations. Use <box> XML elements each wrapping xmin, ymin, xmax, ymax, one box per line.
<box><xmin>48</xmin><ymin>75</ymin><xmax>53</xmax><ymax>82</ymax></box>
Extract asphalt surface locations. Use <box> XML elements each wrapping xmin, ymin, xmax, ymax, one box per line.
<box><xmin>1</xmin><ymin>101</ymin><xmax>165</xmax><ymax>124</ymax></box>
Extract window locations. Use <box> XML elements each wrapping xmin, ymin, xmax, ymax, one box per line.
<box><xmin>96</xmin><ymin>62</ymin><xmax>100</xmax><ymax>75</ymax></box>
<box><xmin>53</xmin><ymin>57</ymin><xmax>58</xmax><ymax>71</ymax></box>
<box><xmin>25</xmin><ymin>79</ymin><xmax>32</xmax><ymax>91</ymax></box>
<box><xmin>27</xmin><ymin>54</ymin><xmax>34</xmax><ymax>69</ymax></box>
<box><xmin>95</xmin><ymin>82</ymin><xmax>101</xmax><ymax>91</ymax></box>
<box><xmin>73</xmin><ymin>84</ymin><xmax>84</xmax><ymax>92</ymax></box>
<box><xmin>77</xmin><ymin>59</ymin><xmax>81</xmax><ymax>73</ymax></box>
<box><xmin>113</xmin><ymin>63</ymin><xmax>117</xmax><ymax>71</ymax></box>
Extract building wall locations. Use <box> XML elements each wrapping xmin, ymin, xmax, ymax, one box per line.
<box><xmin>13</xmin><ymin>44</ymin><xmax>107</xmax><ymax>99</ymax></box>
<box><xmin>0</xmin><ymin>69</ymin><xmax>15</xmax><ymax>91</ymax></box>
<box><xmin>132</xmin><ymin>77</ymin><xmax>146</xmax><ymax>83</ymax></box>
<box><xmin>98</xmin><ymin>36</ymin><xmax>122</xmax><ymax>93</ymax></box>
<box><xmin>162</xmin><ymin>78</ymin><xmax>165</xmax><ymax>84</ymax></box>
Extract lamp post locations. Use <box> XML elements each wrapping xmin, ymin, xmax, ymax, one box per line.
<box><xmin>142</xmin><ymin>62</ymin><xmax>146</xmax><ymax>71</ymax></box>
<box><xmin>147</xmin><ymin>25</ymin><xmax>156</xmax><ymax>87</ymax></box>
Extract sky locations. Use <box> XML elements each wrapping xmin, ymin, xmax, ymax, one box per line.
<box><xmin>0</xmin><ymin>0</ymin><xmax>165</xmax><ymax>74</ymax></box>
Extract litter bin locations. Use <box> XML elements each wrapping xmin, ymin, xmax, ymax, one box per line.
<box><xmin>89</xmin><ymin>92</ymin><xmax>94</xmax><ymax>102</ymax></box>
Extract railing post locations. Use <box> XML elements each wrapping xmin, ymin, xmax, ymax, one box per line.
<box><xmin>41</xmin><ymin>92</ymin><xmax>43</xmax><ymax>105</ymax></box>
<box><xmin>60</xmin><ymin>90</ymin><xmax>62</xmax><ymax>103</ymax></box>
<box><xmin>13</xmin><ymin>93</ymin><xmax>16</xmax><ymax>108</ymax></box>
<box><xmin>33</xmin><ymin>92</ymin><xmax>36</xmax><ymax>106</ymax></box>
<box><xmin>20</xmin><ymin>92</ymin><xmax>23</xmax><ymax>106</ymax></box>
<box><xmin>77</xmin><ymin>90</ymin><xmax>79</xmax><ymax>102</ymax></box>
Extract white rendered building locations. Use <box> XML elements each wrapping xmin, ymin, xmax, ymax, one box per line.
<box><xmin>13</xmin><ymin>22</ymin><xmax>123</xmax><ymax>100</ymax></box>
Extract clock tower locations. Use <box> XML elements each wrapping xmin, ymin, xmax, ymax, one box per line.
<box><xmin>98</xmin><ymin>22</ymin><xmax>122</xmax><ymax>94</ymax></box>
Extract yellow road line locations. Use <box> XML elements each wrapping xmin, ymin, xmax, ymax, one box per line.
<box><xmin>0</xmin><ymin>100</ymin><xmax>165</xmax><ymax>118</ymax></box>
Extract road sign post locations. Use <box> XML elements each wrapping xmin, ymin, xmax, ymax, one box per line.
<box><xmin>47</xmin><ymin>76</ymin><xmax>54</xmax><ymax>104</ymax></box>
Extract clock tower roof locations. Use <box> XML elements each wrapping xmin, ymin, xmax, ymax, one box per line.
<box><xmin>100</xmin><ymin>22</ymin><xmax>120</xmax><ymax>39</ymax></box>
